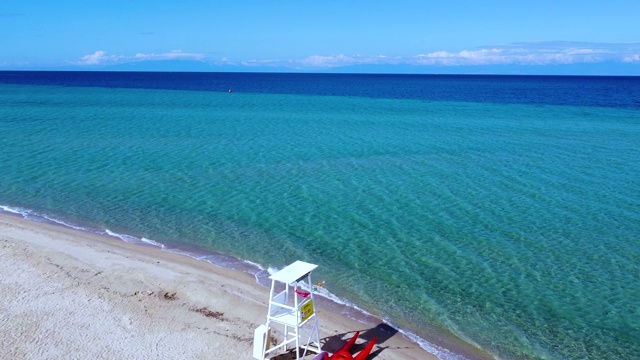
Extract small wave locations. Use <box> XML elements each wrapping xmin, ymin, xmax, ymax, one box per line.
<box><xmin>1</xmin><ymin>205</ymin><xmax>94</xmax><ymax>232</ymax></box>
<box><xmin>0</xmin><ymin>205</ymin><xmax>24</xmax><ymax>215</ymax></box>
<box><xmin>140</xmin><ymin>237</ymin><xmax>166</xmax><ymax>249</ymax></box>
<box><xmin>402</xmin><ymin>330</ymin><xmax>472</xmax><ymax>360</ymax></box>
<box><xmin>104</xmin><ymin>229</ymin><xmax>148</xmax><ymax>245</ymax></box>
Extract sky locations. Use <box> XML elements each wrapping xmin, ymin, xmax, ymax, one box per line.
<box><xmin>1</xmin><ymin>0</ymin><xmax>639</xmax><ymax>75</ymax></box>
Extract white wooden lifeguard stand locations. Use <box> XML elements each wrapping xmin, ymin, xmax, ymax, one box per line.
<box><xmin>253</xmin><ymin>260</ymin><xmax>322</xmax><ymax>360</ymax></box>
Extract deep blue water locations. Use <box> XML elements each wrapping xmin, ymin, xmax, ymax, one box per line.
<box><xmin>1</xmin><ymin>71</ymin><xmax>639</xmax><ymax>359</ymax></box>
<box><xmin>3</xmin><ymin>71</ymin><xmax>640</xmax><ymax>108</ymax></box>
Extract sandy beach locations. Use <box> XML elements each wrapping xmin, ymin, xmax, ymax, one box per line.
<box><xmin>0</xmin><ymin>213</ymin><xmax>438</xmax><ymax>360</ymax></box>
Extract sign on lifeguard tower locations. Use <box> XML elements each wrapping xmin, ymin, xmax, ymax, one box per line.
<box><xmin>253</xmin><ymin>261</ymin><xmax>322</xmax><ymax>360</ymax></box>
<box><xmin>300</xmin><ymin>300</ymin><xmax>314</xmax><ymax>323</ymax></box>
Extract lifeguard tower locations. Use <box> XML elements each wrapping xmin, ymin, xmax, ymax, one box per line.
<box><xmin>253</xmin><ymin>260</ymin><xmax>322</xmax><ymax>360</ymax></box>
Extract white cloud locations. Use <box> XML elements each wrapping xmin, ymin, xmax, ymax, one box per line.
<box><xmin>413</xmin><ymin>46</ymin><xmax>607</xmax><ymax>66</ymax></box>
<box><xmin>76</xmin><ymin>50</ymin><xmax>121</xmax><ymax>65</ymax></box>
<box><xmin>295</xmin><ymin>54</ymin><xmax>400</xmax><ymax>68</ymax></box>
<box><xmin>293</xmin><ymin>42</ymin><xmax>640</xmax><ymax>69</ymax></box>
<box><xmin>622</xmin><ymin>54</ymin><xmax>640</xmax><ymax>63</ymax></box>
<box><xmin>72</xmin><ymin>42</ymin><xmax>640</xmax><ymax>70</ymax></box>
<box><xmin>414</xmin><ymin>49</ymin><xmax>506</xmax><ymax>65</ymax></box>
<box><xmin>240</xmin><ymin>59</ymin><xmax>280</xmax><ymax>67</ymax></box>
<box><xmin>133</xmin><ymin>50</ymin><xmax>205</xmax><ymax>61</ymax></box>
<box><xmin>75</xmin><ymin>50</ymin><xmax>204</xmax><ymax>66</ymax></box>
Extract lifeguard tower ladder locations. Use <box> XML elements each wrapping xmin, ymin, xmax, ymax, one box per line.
<box><xmin>253</xmin><ymin>260</ymin><xmax>322</xmax><ymax>360</ymax></box>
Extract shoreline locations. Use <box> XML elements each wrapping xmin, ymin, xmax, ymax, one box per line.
<box><xmin>1</xmin><ymin>211</ymin><xmax>468</xmax><ymax>359</ymax></box>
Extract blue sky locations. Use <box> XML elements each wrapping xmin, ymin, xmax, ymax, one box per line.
<box><xmin>2</xmin><ymin>0</ymin><xmax>639</xmax><ymax>74</ymax></box>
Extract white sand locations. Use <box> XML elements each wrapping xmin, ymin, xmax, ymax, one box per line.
<box><xmin>0</xmin><ymin>213</ymin><xmax>437</xmax><ymax>360</ymax></box>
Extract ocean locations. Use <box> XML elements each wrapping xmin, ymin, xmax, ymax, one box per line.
<box><xmin>1</xmin><ymin>71</ymin><xmax>639</xmax><ymax>359</ymax></box>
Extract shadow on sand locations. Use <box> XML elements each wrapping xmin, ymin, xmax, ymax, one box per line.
<box><xmin>271</xmin><ymin>322</ymin><xmax>410</xmax><ymax>359</ymax></box>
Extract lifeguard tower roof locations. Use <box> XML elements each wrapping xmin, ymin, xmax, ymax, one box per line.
<box><xmin>269</xmin><ymin>261</ymin><xmax>318</xmax><ymax>284</ymax></box>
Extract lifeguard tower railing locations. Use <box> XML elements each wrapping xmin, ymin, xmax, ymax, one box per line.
<box><xmin>253</xmin><ymin>261</ymin><xmax>322</xmax><ymax>360</ymax></box>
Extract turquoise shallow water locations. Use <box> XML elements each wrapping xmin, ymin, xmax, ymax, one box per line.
<box><xmin>1</xmin><ymin>75</ymin><xmax>640</xmax><ymax>359</ymax></box>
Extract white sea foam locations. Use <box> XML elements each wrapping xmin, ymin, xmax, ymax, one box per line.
<box><xmin>140</xmin><ymin>237</ymin><xmax>166</xmax><ymax>249</ymax></box>
<box><xmin>0</xmin><ymin>205</ymin><xmax>24</xmax><ymax>215</ymax></box>
<box><xmin>1</xmin><ymin>205</ymin><xmax>92</xmax><ymax>232</ymax></box>
<box><xmin>105</xmin><ymin>229</ymin><xmax>142</xmax><ymax>244</ymax></box>
<box><xmin>40</xmin><ymin>213</ymin><xmax>87</xmax><ymax>231</ymax></box>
